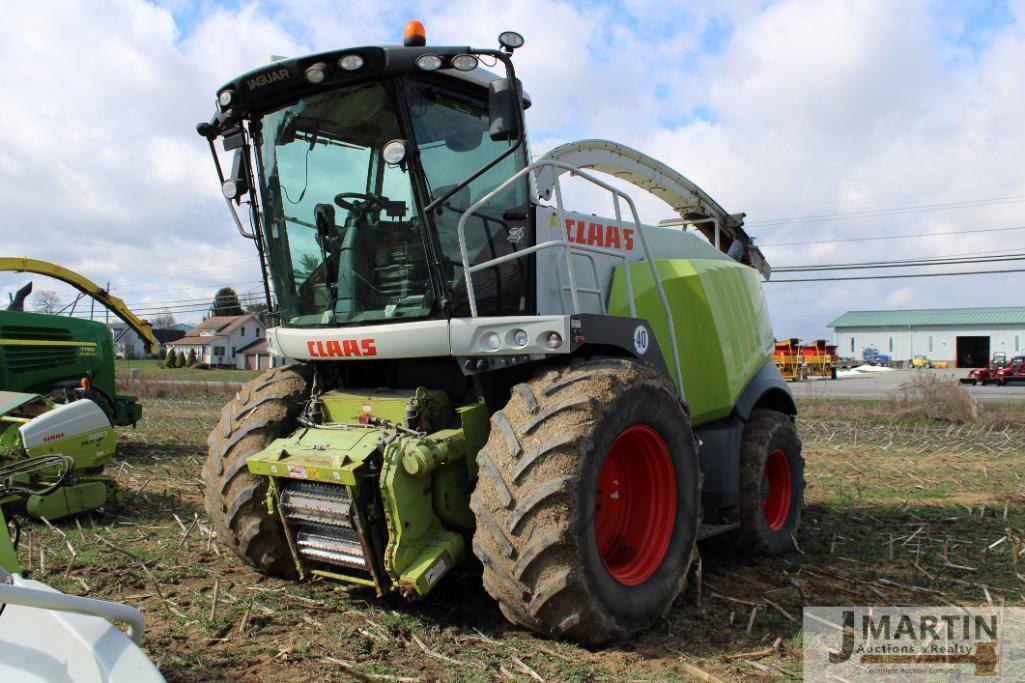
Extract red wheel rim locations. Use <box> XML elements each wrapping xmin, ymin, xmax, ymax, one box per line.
<box><xmin>594</xmin><ymin>425</ymin><xmax>676</xmax><ymax>586</ymax></box>
<box><xmin>763</xmin><ymin>449</ymin><xmax>792</xmax><ymax>531</ymax></box>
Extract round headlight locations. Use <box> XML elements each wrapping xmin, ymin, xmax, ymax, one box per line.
<box><xmin>546</xmin><ymin>332</ymin><xmax>563</xmax><ymax>349</ymax></box>
<box><xmin>513</xmin><ymin>329</ymin><xmax>528</xmax><ymax>347</ymax></box>
<box><xmin>305</xmin><ymin>63</ymin><xmax>327</xmax><ymax>83</ymax></box>
<box><xmin>221</xmin><ymin>180</ymin><xmax>239</xmax><ymax>199</ymax></box>
<box><xmin>498</xmin><ymin>31</ymin><xmax>525</xmax><ymax>50</ymax></box>
<box><xmin>338</xmin><ymin>54</ymin><xmax>364</xmax><ymax>71</ymax></box>
<box><xmin>218</xmin><ymin>90</ymin><xmax>234</xmax><ymax>108</ymax></box>
<box><xmin>382</xmin><ymin>140</ymin><xmax>409</xmax><ymax>165</ymax></box>
<box><xmin>451</xmin><ymin>54</ymin><xmax>478</xmax><ymax>71</ymax></box>
<box><xmin>485</xmin><ymin>332</ymin><xmax>501</xmax><ymax>350</ymax></box>
<box><xmin>415</xmin><ymin>54</ymin><xmax>443</xmax><ymax>71</ymax></box>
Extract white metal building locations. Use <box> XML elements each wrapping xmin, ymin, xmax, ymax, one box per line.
<box><xmin>827</xmin><ymin>307</ymin><xmax>1025</xmax><ymax>368</ymax></box>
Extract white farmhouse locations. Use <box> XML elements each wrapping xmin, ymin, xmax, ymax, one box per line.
<box><xmin>166</xmin><ymin>315</ymin><xmax>268</xmax><ymax>368</ymax></box>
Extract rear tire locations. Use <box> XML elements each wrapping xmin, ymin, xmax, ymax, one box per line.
<box><xmin>470</xmin><ymin>359</ymin><xmax>700</xmax><ymax>645</ymax></box>
<box><xmin>714</xmin><ymin>409</ymin><xmax>804</xmax><ymax>556</ymax></box>
<box><xmin>202</xmin><ymin>364</ymin><xmax>312</xmax><ymax>578</ymax></box>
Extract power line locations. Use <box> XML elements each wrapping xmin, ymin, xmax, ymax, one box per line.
<box><xmin>109</xmin><ymin>279</ymin><xmax>265</xmax><ymax>298</ymax></box>
<box><xmin>748</xmin><ymin>194</ymin><xmax>1025</xmax><ymax>227</ymax></box>
<box><xmin>775</xmin><ymin>252</ymin><xmax>1025</xmax><ymax>273</ymax></box>
<box><xmin>747</xmin><ymin>180</ymin><xmax>1025</xmax><ymax>212</ymax></box>
<box><xmin>760</xmin><ymin>224</ymin><xmax>1025</xmax><ymax>247</ymax></box>
<box><xmin>773</xmin><ymin>245</ymin><xmax>1025</xmax><ymax>269</ymax></box>
<box><xmin>106</xmin><ymin>255</ymin><xmax>260</xmax><ymax>289</ymax></box>
<box><xmin>768</xmin><ymin>267</ymin><xmax>1025</xmax><ymax>283</ymax></box>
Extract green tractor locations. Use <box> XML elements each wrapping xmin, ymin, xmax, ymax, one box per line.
<box><xmin>0</xmin><ymin>257</ymin><xmax>154</xmax><ymax>427</ymax></box>
<box><xmin>0</xmin><ymin>258</ymin><xmax>151</xmax><ymax>520</ymax></box>
<box><xmin>197</xmin><ymin>24</ymin><xmax>803</xmax><ymax>644</ymax></box>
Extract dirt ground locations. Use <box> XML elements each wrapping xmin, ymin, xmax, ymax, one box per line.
<box><xmin>11</xmin><ymin>395</ymin><xmax>1025</xmax><ymax>682</ymax></box>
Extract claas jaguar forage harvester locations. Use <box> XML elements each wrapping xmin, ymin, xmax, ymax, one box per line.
<box><xmin>196</xmin><ymin>22</ymin><xmax>804</xmax><ymax>644</ymax></box>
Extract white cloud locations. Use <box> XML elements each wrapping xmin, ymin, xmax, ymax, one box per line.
<box><xmin>1</xmin><ymin>0</ymin><xmax>1023</xmax><ymax>338</ymax></box>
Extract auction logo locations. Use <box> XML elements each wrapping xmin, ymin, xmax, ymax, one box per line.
<box><xmin>804</xmin><ymin>606</ymin><xmax>1024</xmax><ymax>680</ymax></box>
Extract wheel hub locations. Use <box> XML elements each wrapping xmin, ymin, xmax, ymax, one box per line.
<box><xmin>594</xmin><ymin>425</ymin><xmax>676</xmax><ymax>586</ymax></box>
<box><xmin>762</xmin><ymin>449</ymin><xmax>792</xmax><ymax>531</ymax></box>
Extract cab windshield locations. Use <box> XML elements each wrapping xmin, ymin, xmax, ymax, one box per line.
<box><xmin>257</xmin><ymin>82</ymin><xmax>432</xmax><ymax>326</ymax></box>
<box><xmin>406</xmin><ymin>79</ymin><xmax>529</xmax><ymax>316</ymax></box>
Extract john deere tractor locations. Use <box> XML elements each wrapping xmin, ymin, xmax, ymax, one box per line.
<box><xmin>0</xmin><ymin>258</ymin><xmax>151</xmax><ymax>521</ymax></box>
<box><xmin>197</xmin><ymin>23</ymin><xmax>803</xmax><ymax>644</ymax></box>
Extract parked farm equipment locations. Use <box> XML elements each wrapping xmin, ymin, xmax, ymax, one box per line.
<box><xmin>0</xmin><ymin>258</ymin><xmax>154</xmax><ymax>426</ymax></box>
<box><xmin>960</xmin><ymin>352</ymin><xmax>1011</xmax><ymax>385</ymax></box>
<box><xmin>800</xmin><ymin>340</ymin><xmax>838</xmax><ymax>379</ymax></box>
<box><xmin>0</xmin><ymin>258</ymin><xmax>151</xmax><ymax>520</ymax></box>
<box><xmin>774</xmin><ymin>338</ymin><xmax>805</xmax><ymax>381</ymax></box>
<box><xmin>994</xmin><ymin>356</ymin><xmax>1025</xmax><ymax>385</ymax></box>
<box><xmin>197</xmin><ymin>23</ymin><xmax>803</xmax><ymax>645</ymax></box>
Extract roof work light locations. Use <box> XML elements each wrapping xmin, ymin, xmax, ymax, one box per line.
<box><xmin>404</xmin><ymin>20</ymin><xmax>427</xmax><ymax>47</ymax></box>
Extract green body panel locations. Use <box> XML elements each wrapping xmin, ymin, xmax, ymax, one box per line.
<box><xmin>247</xmin><ymin>389</ymin><xmax>483</xmax><ymax>597</ymax></box>
<box><xmin>317</xmin><ymin>387</ymin><xmax>451</xmax><ymax>426</ymax></box>
<box><xmin>25</xmin><ymin>476</ymin><xmax>122</xmax><ymax>521</ymax></box>
<box><xmin>380</xmin><ymin>436</ymin><xmax>465</xmax><ymax>595</ymax></box>
<box><xmin>1</xmin><ymin>394</ymin><xmax>122</xmax><ymax>521</ymax></box>
<box><xmin>0</xmin><ymin>506</ymin><xmax>19</xmax><ymax>573</ymax></box>
<box><xmin>0</xmin><ymin>309</ymin><xmax>141</xmax><ymax>426</ymax></box>
<box><xmin>608</xmin><ymin>258</ymin><xmax>774</xmax><ymax>425</ymax></box>
<box><xmin>247</xmin><ymin>426</ymin><xmax>381</xmax><ymax>485</ymax></box>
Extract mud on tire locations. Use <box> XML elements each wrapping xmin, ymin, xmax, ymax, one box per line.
<box><xmin>202</xmin><ymin>364</ymin><xmax>311</xmax><ymax>578</ymax></box>
<box><xmin>470</xmin><ymin>359</ymin><xmax>701</xmax><ymax>645</ymax></box>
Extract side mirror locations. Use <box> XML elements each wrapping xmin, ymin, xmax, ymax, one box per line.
<box><xmin>488</xmin><ymin>78</ymin><xmax>522</xmax><ymax>142</ymax></box>
<box><xmin>221</xmin><ymin>149</ymin><xmax>249</xmax><ymax>201</ymax></box>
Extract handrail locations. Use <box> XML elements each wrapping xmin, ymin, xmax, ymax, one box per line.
<box><xmin>455</xmin><ymin>160</ymin><xmax>685</xmax><ymax>399</ymax></box>
<box><xmin>0</xmin><ymin>580</ymin><xmax>146</xmax><ymax>643</ymax></box>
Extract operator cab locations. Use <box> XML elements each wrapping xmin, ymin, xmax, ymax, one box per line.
<box><xmin>200</xmin><ymin>28</ymin><xmax>532</xmax><ymax>328</ymax></box>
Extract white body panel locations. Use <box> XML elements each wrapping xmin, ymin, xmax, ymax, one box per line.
<box><xmin>534</xmin><ymin>206</ymin><xmax>730</xmax><ymax>316</ymax></box>
<box><xmin>449</xmin><ymin>316</ymin><xmax>571</xmax><ymax>356</ymax></box>
<box><xmin>268</xmin><ymin>320</ymin><xmax>451</xmax><ymax>360</ymax></box>
<box><xmin>19</xmin><ymin>400</ymin><xmax>110</xmax><ymax>451</ymax></box>
<box><xmin>0</xmin><ymin>576</ymin><xmax>164</xmax><ymax>683</ymax></box>
<box><xmin>267</xmin><ymin>316</ymin><xmax>573</xmax><ymax>361</ymax></box>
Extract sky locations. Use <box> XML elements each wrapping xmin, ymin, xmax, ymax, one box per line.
<box><xmin>1</xmin><ymin>0</ymin><xmax>1024</xmax><ymax>339</ymax></box>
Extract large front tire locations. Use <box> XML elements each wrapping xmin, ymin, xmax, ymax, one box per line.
<box><xmin>202</xmin><ymin>364</ymin><xmax>311</xmax><ymax>578</ymax></box>
<box><xmin>470</xmin><ymin>360</ymin><xmax>700</xmax><ymax>645</ymax></box>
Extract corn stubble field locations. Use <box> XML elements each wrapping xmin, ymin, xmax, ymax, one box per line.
<box><xmin>14</xmin><ymin>386</ymin><xmax>1025</xmax><ymax>682</ymax></box>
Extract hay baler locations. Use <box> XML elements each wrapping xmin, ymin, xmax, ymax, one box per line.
<box><xmin>198</xmin><ymin>23</ymin><xmax>803</xmax><ymax>644</ymax></box>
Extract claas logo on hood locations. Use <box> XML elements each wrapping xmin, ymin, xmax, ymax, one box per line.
<box><xmin>306</xmin><ymin>339</ymin><xmax>378</xmax><ymax>358</ymax></box>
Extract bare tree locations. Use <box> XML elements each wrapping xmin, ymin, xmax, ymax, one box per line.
<box><xmin>151</xmin><ymin>310</ymin><xmax>177</xmax><ymax>328</ymax></box>
<box><xmin>32</xmin><ymin>290</ymin><xmax>63</xmax><ymax>314</ymax></box>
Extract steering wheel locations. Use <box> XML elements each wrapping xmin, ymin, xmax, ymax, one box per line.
<box><xmin>334</xmin><ymin>192</ymin><xmax>388</xmax><ymax>212</ymax></box>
